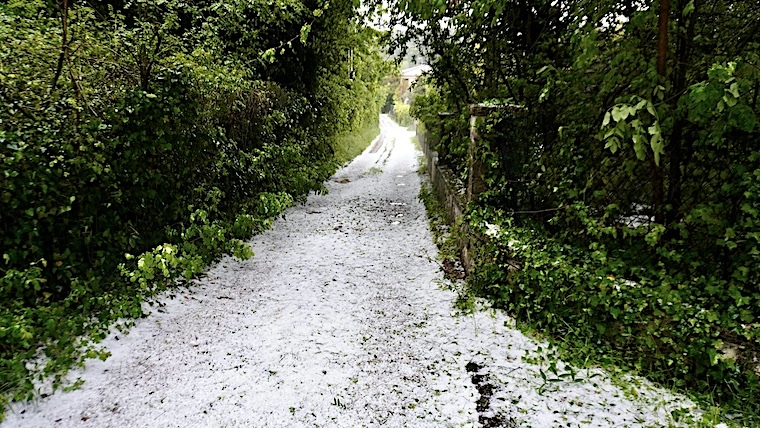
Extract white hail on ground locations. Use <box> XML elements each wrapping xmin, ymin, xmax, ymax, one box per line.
<box><xmin>2</xmin><ymin>115</ymin><xmax>702</xmax><ymax>428</ymax></box>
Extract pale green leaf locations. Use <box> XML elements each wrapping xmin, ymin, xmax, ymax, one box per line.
<box><xmin>611</xmin><ymin>106</ymin><xmax>628</xmax><ymax>122</ymax></box>
<box><xmin>729</xmin><ymin>82</ymin><xmax>740</xmax><ymax>98</ymax></box>
<box><xmin>683</xmin><ymin>0</ymin><xmax>695</xmax><ymax>16</ymax></box>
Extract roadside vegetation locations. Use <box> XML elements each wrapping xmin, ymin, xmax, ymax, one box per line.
<box><xmin>0</xmin><ymin>0</ymin><xmax>387</xmax><ymax>417</ymax></box>
<box><xmin>388</xmin><ymin>0</ymin><xmax>760</xmax><ymax>422</ymax></box>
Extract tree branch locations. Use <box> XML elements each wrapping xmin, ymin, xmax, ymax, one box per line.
<box><xmin>51</xmin><ymin>0</ymin><xmax>70</xmax><ymax>91</ymax></box>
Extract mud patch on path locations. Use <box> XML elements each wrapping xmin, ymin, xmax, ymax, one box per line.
<box><xmin>466</xmin><ymin>361</ymin><xmax>516</xmax><ymax>428</ymax></box>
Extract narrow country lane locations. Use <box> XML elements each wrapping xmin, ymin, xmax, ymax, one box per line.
<box><xmin>3</xmin><ymin>116</ymin><xmax>702</xmax><ymax>428</ymax></box>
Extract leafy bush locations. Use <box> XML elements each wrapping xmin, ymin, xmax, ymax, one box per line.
<box><xmin>410</xmin><ymin>86</ymin><xmax>470</xmax><ymax>179</ymax></box>
<box><xmin>0</xmin><ymin>0</ymin><xmax>386</xmax><ymax>416</ymax></box>
<box><xmin>393</xmin><ymin>101</ymin><xmax>414</xmax><ymax>127</ymax></box>
<box><xmin>469</xmin><ymin>206</ymin><xmax>759</xmax><ymax>410</ymax></box>
<box><xmin>389</xmin><ymin>0</ymin><xmax>760</xmax><ymax>416</ymax></box>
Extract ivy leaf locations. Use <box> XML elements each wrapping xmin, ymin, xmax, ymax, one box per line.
<box><xmin>611</xmin><ymin>106</ymin><xmax>628</xmax><ymax>122</ymax></box>
<box><xmin>683</xmin><ymin>0</ymin><xmax>695</xmax><ymax>16</ymax></box>
<box><xmin>300</xmin><ymin>24</ymin><xmax>311</xmax><ymax>45</ymax></box>
<box><xmin>725</xmin><ymin>227</ymin><xmax>736</xmax><ymax>240</ymax></box>
<box><xmin>261</xmin><ymin>48</ymin><xmax>276</xmax><ymax>63</ymax></box>
<box><xmin>707</xmin><ymin>348</ymin><xmax>719</xmax><ymax>366</ymax></box>
<box><xmin>729</xmin><ymin>82</ymin><xmax>740</xmax><ymax>98</ymax></box>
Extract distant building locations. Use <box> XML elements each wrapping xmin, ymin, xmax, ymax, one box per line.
<box><xmin>398</xmin><ymin>64</ymin><xmax>431</xmax><ymax>104</ymax></box>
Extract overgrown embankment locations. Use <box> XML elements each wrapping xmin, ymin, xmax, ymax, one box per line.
<box><xmin>0</xmin><ymin>1</ymin><xmax>386</xmax><ymax>414</ymax></box>
<box><xmin>390</xmin><ymin>0</ymin><xmax>760</xmax><ymax>420</ymax></box>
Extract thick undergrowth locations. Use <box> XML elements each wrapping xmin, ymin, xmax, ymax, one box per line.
<box><xmin>0</xmin><ymin>0</ymin><xmax>386</xmax><ymax>416</ymax></box>
<box><xmin>388</xmin><ymin>0</ymin><xmax>760</xmax><ymax>421</ymax></box>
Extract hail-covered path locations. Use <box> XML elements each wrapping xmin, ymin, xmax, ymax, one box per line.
<box><xmin>4</xmin><ymin>116</ymin><xmax>702</xmax><ymax>428</ymax></box>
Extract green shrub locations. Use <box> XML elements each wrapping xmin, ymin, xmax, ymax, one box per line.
<box><xmin>0</xmin><ymin>0</ymin><xmax>387</xmax><ymax>417</ymax></box>
<box><xmin>394</xmin><ymin>0</ymin><xmax>760</xmax><ymax>414</ymax></box>
<box><xmin>469</xmin><ymin>205</ymin><xmax>760</xmax><ymax>415</ymax></box>
<box><xmin>393</xmin><ymin>102</ymin><xmax>414</xmax><ymax>127</ymax></box>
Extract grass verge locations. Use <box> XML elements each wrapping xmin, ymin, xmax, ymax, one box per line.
<box><xmin>418</xmin><ymin>181</ymin><xmax>474</xmax><ymax>312</ymax></box>
<box><xmin>333</xmin><ymin>120</ymin><xmax>381</xmax><ymax>166</ymax></box>
<box><xmin>418</xmin><ymin>154</ymin><xmax>757</xmax><ymax>426</ymax></box>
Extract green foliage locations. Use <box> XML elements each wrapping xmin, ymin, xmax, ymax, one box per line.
<box><xmin>392</xmin><ymin>100</ymin><xmax>414</xmax><ymax>127</ymax></box>
<box><xmin>333</xmin><ymin>120</ymin><xmax>381</xmax><ymax>166</ymax></box>
<box><xmin>388</xmin><ymin>0</ymin><xmax>760</xmax><ymax>416</ymax></box>
<box><xmin>0</xmin><ymin>0</ymin><xmax>386</xmax><ymax>417</ymax></box>
<box><xmin>469</xmin><ymin>206</ymin><xmax>760</xmax><ymax>419</ymax></box>
<box><xmin>410</xmin><ymin>84</ymin><xmax>470</xmax><ymax>179</ymax></box>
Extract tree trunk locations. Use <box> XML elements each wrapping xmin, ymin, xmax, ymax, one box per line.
<box><xmin>666</xmin><ymin>0</ymin><xmax>700</xmax><ymax>226</ymax></box>
<box><xmin>657</xmin><ymin>0</ymin><xmax>670</xmax><ymax>76</ymax></box>
<box><xmin>51</xmin><ymin>0</ymin><xmax>69</xmax><ymax>91</ymax></box>
<box><xmin>652</xmin><ymin>0</ymin><xmax>670</xmax><ymax>224</ymax></box>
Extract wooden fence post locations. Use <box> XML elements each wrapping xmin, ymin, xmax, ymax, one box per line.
<box><xmin>467</xmin><ymin>104</ymin><xmax>498</xmax><ymax>203</ymax></box>
<box><xmin>467</xmin><ymin>104</ymin><xmax>525</xmax><ymax>204</ymax></box>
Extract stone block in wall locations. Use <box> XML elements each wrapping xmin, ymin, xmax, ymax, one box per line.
<box><xmin>417</xmin><ymin>122</ymin><xmax>472</xmax><ymax>274</ymax></box>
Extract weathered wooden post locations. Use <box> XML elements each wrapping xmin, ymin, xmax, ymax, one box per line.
<box><xmin>467</xmin><ymin>104</ymin><xmax>498</xmax><ymax>203</ymax></box>
<box><xmin>467</xmin><ymin>103</ymin><xmax>524</xmax><ymax>204</ymax></box>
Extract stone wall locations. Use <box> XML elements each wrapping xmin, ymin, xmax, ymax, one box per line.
<box><xmin>417</xmin><ymin>127</ymin><xmax>477</xmax><ymax>273</ymax></box>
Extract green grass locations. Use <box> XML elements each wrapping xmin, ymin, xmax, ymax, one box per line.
<box><xmin>333</xmin><ymin>120</ymin><xmax>381</xmax><ymax>166</ymax></box>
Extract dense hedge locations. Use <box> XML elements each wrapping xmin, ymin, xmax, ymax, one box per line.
<box><xmin>0</xmin><ymin>0</ymin><xmax>386</xmax><ymax>413</ymax></box>
<box><xmin>395</xmin><ymin>0</ymin><xmax>760</xmax><ymax>418</ymax></box>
